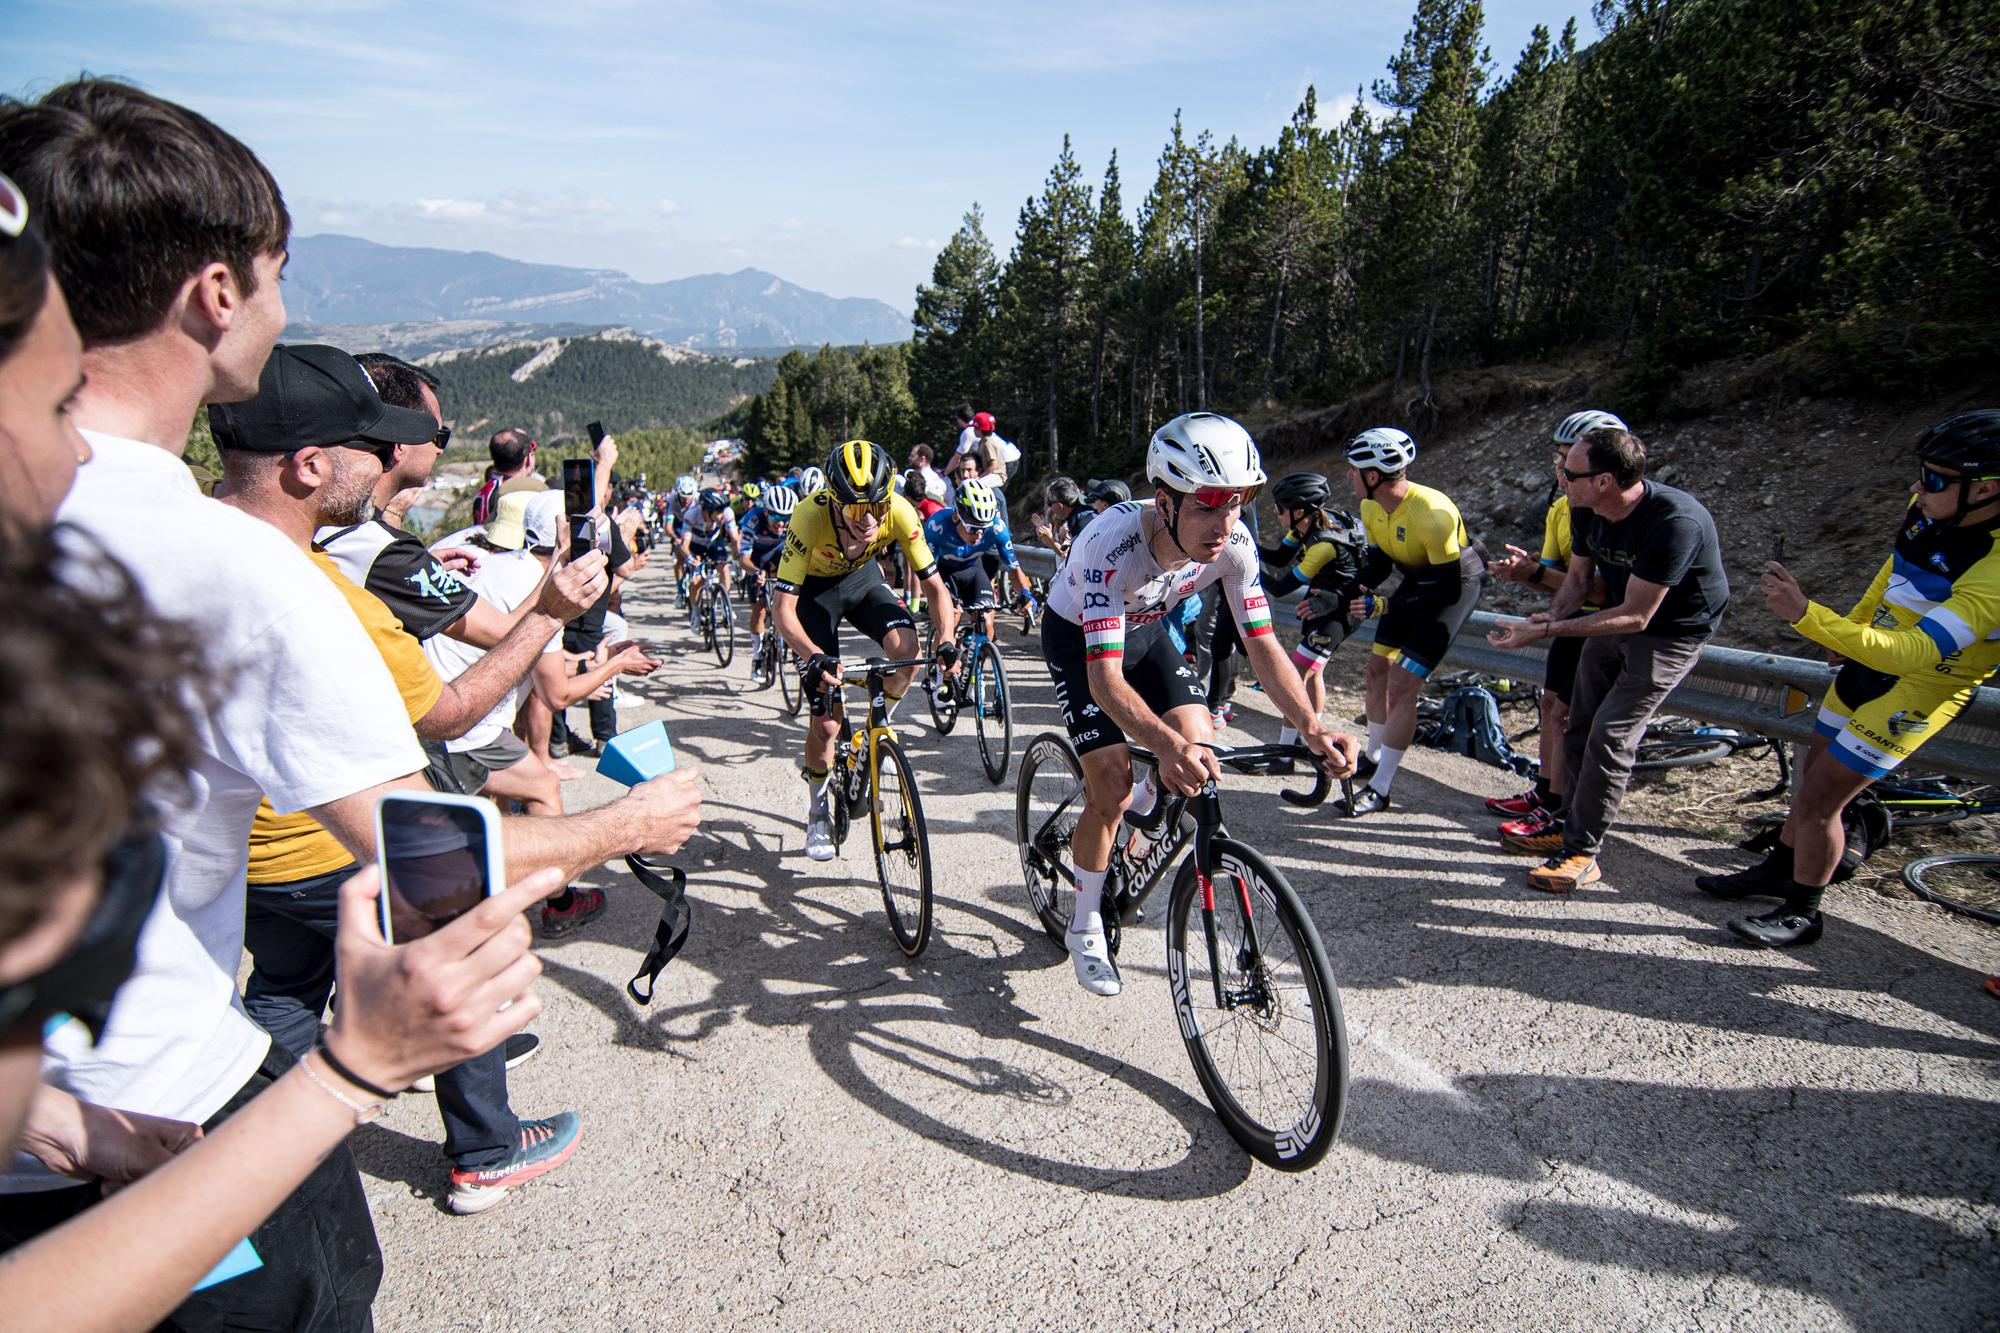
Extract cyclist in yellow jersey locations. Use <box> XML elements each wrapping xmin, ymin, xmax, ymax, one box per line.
<box><xmin>1700</xmin><ymin>409</ymin><xmax>2000</xmax><ymax>948</ymax></box>
<box><xmin>772</xmin><ymin>439</ymin><xmax>958</xmax><ymax>861</ymax></box>
<box><xmin>1335</xmin><ymin>427</ymin><xmax>1485</xmax><ymax>815</ymax></box>
<box><xmin>1486</xmin><ymin>410</ymin><xmax>1625</xmax><ymax>850</ymax></box>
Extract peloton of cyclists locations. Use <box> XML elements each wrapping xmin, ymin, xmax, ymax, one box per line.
<box><xmin>740</xmin><ymin>482</ymin><xmax>799</xmax><ymax>685</ymax></box>
<box><xmin>677</xmin><ymin>486</ymin><xmax>742</xmax><ymax>624</ymax></box>
<box><xmin>922</xmin><ymin>478</ymin><xmax>1033</xmax><ymax>643</ymax></box>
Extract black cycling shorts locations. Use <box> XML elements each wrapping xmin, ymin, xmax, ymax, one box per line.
<box><xmin>1041</xmin><ymin>613</ymin><xmax>1208</xmax><ymax>757</ymax></box>
<box><xmin>687</xmin><ymin>532</ymin><xmax>731</xmax><ymax>564</ymax></box>
<box><xmin>1374</xmin><ymin>571</ymin><xmax>1484</xmax><ymax>679</ymax></box>
<box><xmin>1543</xmin><ymin>632</ymin><xmax>1583</xmax><ymax>704</ymax></box>
<box><xmin>793</xmin><ymin>567</ymin><xmax>917</xmax><ymax>716</ymax></box>
<box><xmin>945</xmin><ymin>565</ymin><xmax>995</xmax><ymax>614</ymax></box>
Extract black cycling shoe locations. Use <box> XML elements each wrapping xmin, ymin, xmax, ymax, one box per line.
<box><xmin>1339</xmin><ymin>786</ymin><xmax>1392</xmax><ymax>818</ymax></box>
<box><xmin>1727</xmin><ymin>907</ymin><xmax>1824</xmax><ymax>949</ymax></box>
<box><xmin>1351</xmin><ymin>754</ymin><xmax>1379</xmax><ymax>784</ymax></box>
<box><xmin>1695</xmin><ymin>863</ymin><xmax>1792</xmax><ymax>901</ymax></box>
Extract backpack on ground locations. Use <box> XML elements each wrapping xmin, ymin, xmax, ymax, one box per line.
<box><xmin>1422</xmin><ymin>686</ymin><xmax>1535</xmax><ymax>777</ymax></box>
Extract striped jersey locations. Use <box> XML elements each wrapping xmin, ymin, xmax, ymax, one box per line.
<box><xmin>1793</xmin><ymin>499</ymin><xmax>2000</xmax><ymax>684</ymax></box>
<box><xmin>1046</xmin><ymin>500</ymin><xmax>1273</xmax><ymax>661</ymax></box>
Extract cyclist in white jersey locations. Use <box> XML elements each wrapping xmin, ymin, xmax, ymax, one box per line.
<box><xmin>1039</xmin><ymin>412</ymin><xmax>1359</xmax><ymax>996</ymax></box>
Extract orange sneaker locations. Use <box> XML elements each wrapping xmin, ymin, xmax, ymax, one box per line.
<box><xmin>1527</xmin><ymin>853</ymin><xmax>1600</xmax><ymax>894</ymax></box>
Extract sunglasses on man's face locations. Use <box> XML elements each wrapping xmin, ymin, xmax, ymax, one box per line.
<box><xmin>1919</xmin><ymin>464</ymin><xmax>1969</xmax><ymax>493</ymax></box>
<box><xmin>432</xmin><ymin>425</ymin><xmax>452</xmax><ymax>450</ymax></box>
<box><xmin>1560</xmin><ymin>465</ymin><xmax>1609</xmax><ymax>484</ymax></box>
<box><xmin>841</xmin><ymin>501</ymin><xmax>890</xmax><ymax>524</ymax></box>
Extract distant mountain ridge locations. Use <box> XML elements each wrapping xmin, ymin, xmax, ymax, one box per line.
<box><xmin>282</xmin><ymin>234</ymin><xmax>912</xmax><ymax>349</ymax></box>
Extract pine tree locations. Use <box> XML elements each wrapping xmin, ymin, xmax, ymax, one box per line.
<box><xmin>995</xmin><ymin>135</ymin><xmax>1096</xmax><ymax>474</ymax></box>
<box><xmin>909</xmin><ymin>208</ymin><xmax>1000</xmax><ymax>426</ymax></box>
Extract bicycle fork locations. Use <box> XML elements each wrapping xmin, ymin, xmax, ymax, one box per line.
<box><xmin>1190</xmin><ymin>786</ymin><xmax>1268</xmax><ymax>1012</ymax></box>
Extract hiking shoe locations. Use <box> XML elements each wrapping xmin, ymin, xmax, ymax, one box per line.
<box><xmin>1486</xmin><ymin>788</ymin><xmax>1542</xmax><ymax>816</ymax></box>
<box><xmin>412</xmin><ymin>1032</ymin><xmax>540</xmax><ymax>1094</ymax></box>
<box><xmin>1695</xmin><ymin>863</ymin><xmax>1791</xmax><ymax>901</ymax></box>
<box><xmin>1499</xmin><ymin>807</ymin><xmax>1564</xmax><ymax>855</ymax></box>
<box><xmin>1527</xmin><ymin>853</ymin><xmax>1600</xmax><ymax>894</ymax></box>
<box><xmin>805</xmin><ymin>794</ymin><xmax>835</xmax><ymax>862</ymax></box>
<box><xmin>1066</xmin><ymin>928</ymin><xmax>1121</xmax><ymax>997</ymax></box>
<box><xmin>447</xmin><ymin>1112</ymin><xmax>582</xmax><ymax>1215</ymax></box>
<box><xmin>1338</xmin><ymin>786</ymin><xmax>1392</xmax><ymax>818</ymax></box>
<box><xmin>1726</xmin><ymin>907</ymin><xmax>1824</xmax><ymax>949</ymax></box>
<box><xmin>541</xmin><ymin>887</ymin><xmax>605</xmax><ymax>938</ymax></box>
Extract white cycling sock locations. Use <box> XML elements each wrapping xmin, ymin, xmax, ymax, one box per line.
<box><xmin>1365</xmin><ymin>722</ymin><xmax>1385</xmax><ymax>762</ymax></box>
<box><xmin>1071</xmin><ymin>865</ymin><xmax>1109</xmax><ymax>934</ymax></box>
<box><xmin>1278</xmin><ymin>724</ymin><xmax>1299</xmax><ymax>747</ymax></box>
<box><xmin>1128</xmin><ymin>773</ymin><xmax>1158</xmax><ymax>818</ymax></box>
<box><xmin>1369</xmin><ymin>745</ymin><xmax>1404</xmax><ymax>796</ymax></box>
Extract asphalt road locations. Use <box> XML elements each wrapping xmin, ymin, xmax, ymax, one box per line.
<box><xmin>360</xmin><ymin>572</ymin><xmax>2000</xmax><ymax>1332</ymax></box>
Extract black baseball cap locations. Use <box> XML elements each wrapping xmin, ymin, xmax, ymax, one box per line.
<box><xmin>207</xmin><ymin>344</ymin><xmax>439</xmax><ymax>453</ymax></box>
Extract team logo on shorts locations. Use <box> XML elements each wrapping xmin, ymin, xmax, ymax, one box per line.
<box><xmin>1886</xmin><ymin>709</ymin><xmax>1931</xmax><ymax>737</ymax></box>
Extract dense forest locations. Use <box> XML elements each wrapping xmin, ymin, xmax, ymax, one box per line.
<box><xmin>428</xmin><ymin>333</ymin><xmax>775</xmax><ymax>445</ymax></box>
<box><xmin>739</xmin><ymin>0</ymin><xmax>1996</xmax><ymax>487</ymax></box>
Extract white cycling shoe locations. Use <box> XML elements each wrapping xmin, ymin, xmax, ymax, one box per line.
<box><xmin>1066</xmin><ymin>927</ymin><xmax>1121</xmax><ymax>997</ymax></box>
<box><xmin>804</xmin><ymin>797</ymin><xmax>835</xmax><ymax>862</ymax></box>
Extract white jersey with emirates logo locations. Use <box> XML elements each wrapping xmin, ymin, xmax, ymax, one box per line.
<box><xmin>1046</xmin><ymin>500</ymin><xmax>1276</xmax><ymax>661</ymax></box>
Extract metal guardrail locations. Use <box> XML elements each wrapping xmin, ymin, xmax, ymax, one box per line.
<box><xmin>1014</xmin><ymin>543</ymin><xmax>2000</xmax><ymax>783</ymax></box>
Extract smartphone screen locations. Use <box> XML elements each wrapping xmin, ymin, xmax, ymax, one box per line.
<box><xmin>562</xmin><ymin>458</ymin><xmax>596</xmax><ymax>561</ymax></box>
<box><xmin>379</xmin><ymin>797</ymin><xmax>495</xmax><ymax>942</ymax></box>
<box><xmin>588</xmin><ymin>421</ymin><xmax>607</xmax><ymax>447</ymax></box>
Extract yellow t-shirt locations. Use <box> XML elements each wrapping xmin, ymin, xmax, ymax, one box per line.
<box><xmin>246</xmin><ymin>550</ymin><xmax>443</xmax><ymax>885</ymax></box>
<box><xmin>771</xmin><ymin>491</ymin><xmax>938</xmax><ymax>593</ymax></box>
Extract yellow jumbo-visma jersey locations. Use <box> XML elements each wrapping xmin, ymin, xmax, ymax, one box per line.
<box><xmin>1360</xmin><ymin>482</ymin><xmax>1467</xmax><ymax>576</ymax></box>
<box><xmin>772</xmin><ymin>491</ymin><xmax>938</xmax><ymax>592</ymax></box>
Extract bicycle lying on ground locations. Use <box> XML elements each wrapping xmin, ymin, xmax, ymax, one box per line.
<box><xmin>1015</xmin><ymin>735</ymin><xmax>1348</xmax><ymax>1170</ymax></box>
<box><xmin>818</xmin><ymin>656</ymin><xmax>943</xmax><ymax>957</ymax></box>
<box><xmin>922</xmin><ymin>599</ymin><xmax>1013</xmax><ymax>784</ymax></box>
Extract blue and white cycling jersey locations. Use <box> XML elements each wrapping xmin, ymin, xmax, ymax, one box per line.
<box><xmin>922</xmin><ymin>508</ymin><xmax>1018</xmax><ymax>576</ymax></box>
<box><xmin>738</xmin><ymin>505</ymin><xmax>788</xmax><ymax>568</ymax></box>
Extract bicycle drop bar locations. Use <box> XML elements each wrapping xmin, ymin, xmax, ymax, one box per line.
<box><xmin>1126</xmin><ymin>741</ymin><xmax>1336</xmax><ymax>808</ymax></box>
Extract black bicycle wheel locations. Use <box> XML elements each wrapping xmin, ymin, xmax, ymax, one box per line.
<box><xmin>1901</xmin><ymin>855</ymin><xmax>2000</xmax><ymax>926</ymax></box>
<box><xmin>927</xmin><ymin>652</ymin><xmax>960</xmax><ymax>734</ymax></box>
<box><xmin>713</xmin><ymin>586</ymin><xmax>735</xmax><ymax>668</ymax></box>
<box><xmin>1631</xmin><ymin>736</ymin><xmax>1733</xmax><ymax>771</ymax></box>
<box><xmin>1015</xmin><ymin>731</ymin><xmax>1085</xmax><ymax>947</ymax></box>
<box><xmin>1165</xmin><ymin>839</ymin><xmax>1347</xmax><ymax>1171</ymax></box>
<box><xmin>777</xmin><ymin>638</ymin><xmax>801</xmax><ymax>711</ymax></box>
<box><xmin>974</xmin><ymin>640</ymin><xmax>1012</xmax><ymax>785</ymax></box>
<box><xmin>871</xmin><ymin>736</ymin><xmax>934</xmax><ymax>956</ymax></box>
<box><xmin>696</xmin><ymin>586</ymin><xmax>715</xmax><ymax>648</ymax></box>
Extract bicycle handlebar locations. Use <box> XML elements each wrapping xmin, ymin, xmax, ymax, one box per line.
<box><xmin>1123</xmin><ymin>741</ymin><xmax>1335</xmax><ymax>808</ymax></box>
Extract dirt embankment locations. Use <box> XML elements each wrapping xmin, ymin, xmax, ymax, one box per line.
<box><xmin>1246</xmin><ymin>352</ymin><xmax>1999</xmax><ymax>656</ymax></box>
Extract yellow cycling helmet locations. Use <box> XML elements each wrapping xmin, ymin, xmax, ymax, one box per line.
<box><xmin>826</xmin><ymin>439</ymin><xmax>893</xmax><ymax>505</ymax></box>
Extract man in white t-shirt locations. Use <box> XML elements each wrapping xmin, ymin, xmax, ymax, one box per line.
<box><xmin>0</xmin><ymin>79</ymin><xmax>702</xmax><ymax>1325</ymax></box>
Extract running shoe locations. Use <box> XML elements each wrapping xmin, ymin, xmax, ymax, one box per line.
<box><xmin>1499</xmin><ymin>807</ymin><xmax>1564</xmax><ymax>855</ymax></box>
<box><xmin>1526</xmin><ymin>853</ymin><xmax>1600</xmax><ymax>894</ymax></box>
<box><xmin>1486</xmin><ymin>788</ymin><xmax>1542</xmax><ymax>816</ymax></box>
<box><xmin>540</xmin><ymin>887</ymin><xmax>605</xmax><ymax>938</ymax></box>
<box><xmin>447</xmin><ymin>1112</ymin><xmax>583</xmax><ymax>1215</ymax></box>
<box><xmin>1211</xmin><ymin>703</ymin><xmax>1233</xmax><ymax>729</ymax></box>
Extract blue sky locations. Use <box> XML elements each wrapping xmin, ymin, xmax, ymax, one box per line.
<box><xmin>5</xmin><ymin>0</ymin><xmax>1592</xmax><ymax>312</ymax></box>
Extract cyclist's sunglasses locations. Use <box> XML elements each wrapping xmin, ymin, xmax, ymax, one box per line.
<box><xmin>840</xmin><ymin>500</ymin><xmax>890</xmax><ymax>524</ymax></box>
<box><xmin>0</xmin><ymin>829</ymin><xmax>164</xmax><ymax>1046</ymax></box>
<box><xmin>1916</xmin><ymin>464</ymin><xmax>1993</xmax><ymax>493</ymax></box>
<box><xmin>0</xmin><ymin>172</ymin><xmax>26</xmax><ymax>240</ymax></box>
<box><xmin>1188</xmin><ymin>484</ymin><xmax>1257</xmax><ymax>508</ymax></box>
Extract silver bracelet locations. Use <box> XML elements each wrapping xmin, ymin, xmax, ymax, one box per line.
<box><xmin>300</xmin><ymin>1052</ymin><xmax>388</xmax><ymax>1125</ymax></box>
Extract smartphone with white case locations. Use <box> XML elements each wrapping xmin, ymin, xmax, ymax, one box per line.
<box><xmin>374</xmin><ymin>791</ymin><xmax>505</xmax><ymax>944</ymax></box>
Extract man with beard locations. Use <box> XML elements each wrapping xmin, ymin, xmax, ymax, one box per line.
<box><xmin>213</xmin><ymin>345</ymin><xmax>635</xmax><ymax>1215</ymax></box>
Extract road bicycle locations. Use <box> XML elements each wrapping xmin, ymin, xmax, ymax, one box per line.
<box><xmin>818</xmin><ymin>656</ymin><xmax>940</xmax><ymax>957</ymax></box>
<box><xmin>1015</xmin><ymin>734</ymin><xmax>1349</xmax><ymax>1170</ymax></box>
<box><xmin>688</xmin><ymin>555</ymin><xmax>735</xmax><ymax>669</ymax></box>
<box><xmin>740</xmin><ymin>571</ymin><xmax>804</xmax><ymax>713</ymax></box>
<box><xmin>923</xmin><ymin>601</ymin><xmax>1013</xmax><ymax>785</ymax></box>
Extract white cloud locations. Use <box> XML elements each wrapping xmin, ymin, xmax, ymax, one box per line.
<box><xmin>650</xmin><ymin>198</ymin><xmax>683</xmax><ymax>216</ymax></box>
<box><xmin>408</xmin><ymin>190</ymin><xmax>617</xmax><ymax>226</ymax></box>
<box><xmin>894</xmin><ymin>236</ymin><xmax>941</xmax><ymax>251</ymax></box>
<box><xmin>1315</xmin><ymin>91</ymin><xmax>1394</xmax><ymax>131</ymax></box>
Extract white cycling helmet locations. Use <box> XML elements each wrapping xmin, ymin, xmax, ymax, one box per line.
<box><xmin>1345</xmin><ymin>427</ymin><xmax>1417</xmax><ymax>474</ymax></box>
<box><xmin>955</xmin><ymin>478</ymin><xmax>999</xmax><ymax>526</ymax></box>
<box><xmin>763</xmin><ymin>485</ymin><xmax>798</xmax><ymax>518</ymax></box>
<box><xmin>1553</xmin><ymin>409</ymin><xmax>1627</xmax><ymax>445</ymax></box>
<box><xmin>1146</xmin><ymin>412</ymin><xmax>1267</xmax><ymax>496</ymax></box>
<box><xmin>674</xmin><ymin>475</ymin><xmax>697</xmax><ymax>498</ymax></box>
<box><xmin>797</xmin><ymin>465</ymin><xmax>826</xmax><ymax>496</ymax></box>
